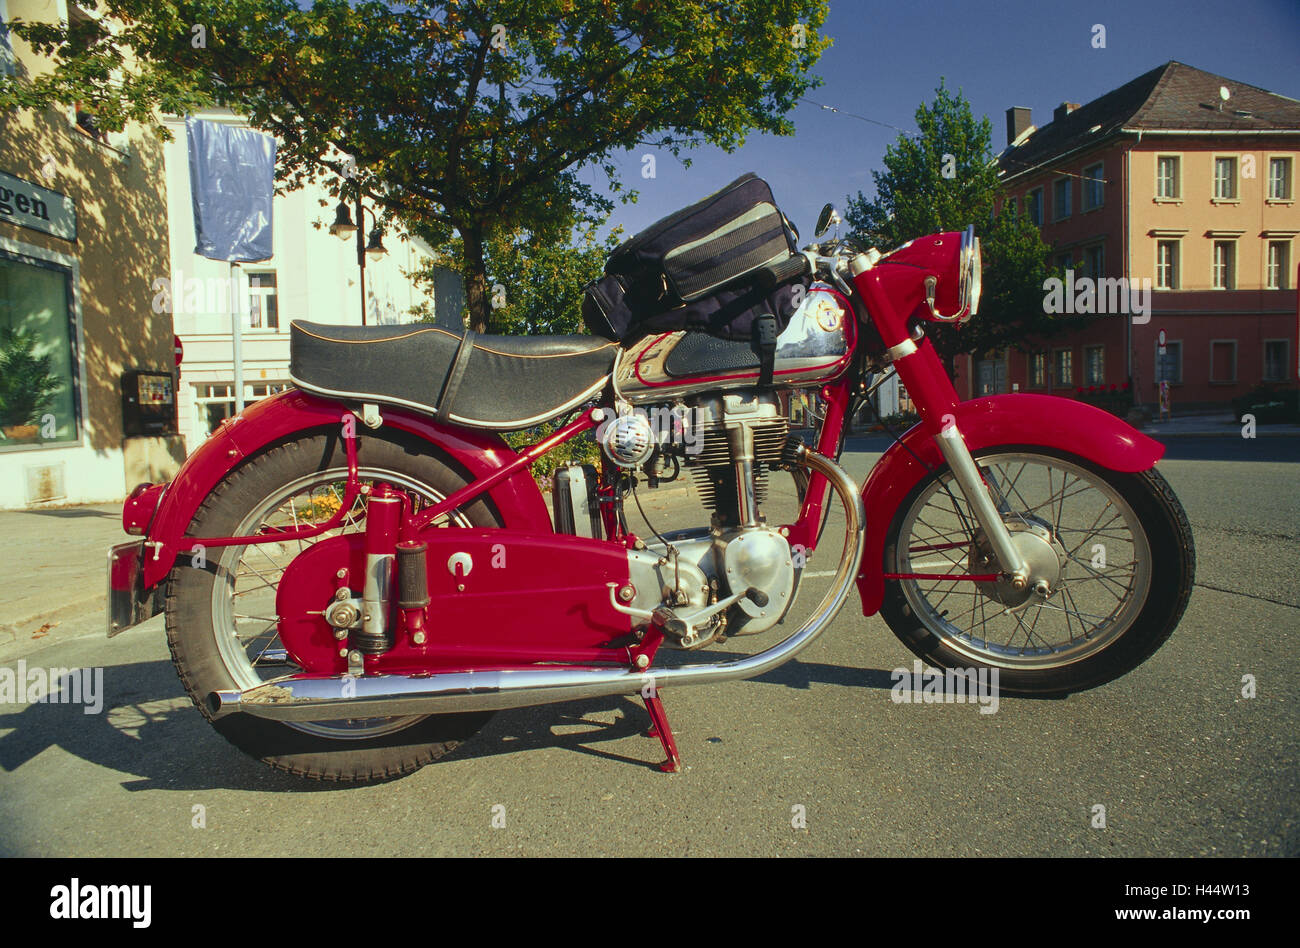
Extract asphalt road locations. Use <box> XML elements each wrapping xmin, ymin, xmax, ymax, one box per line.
<box><xmin>0</xmin><ymin>436</ymin><xmax>1295</xmax><ymax>856</ymax></box>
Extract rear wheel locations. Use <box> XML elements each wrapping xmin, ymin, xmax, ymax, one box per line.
<box><xmin>166</xmin><ymin>429</ymin><xmax>501</xmax><ymax>782</ymax></box>
<box><xmin>879</xmin><ymin>447</ymin><xmax>1194</xmax><ymax>696</ymax></box>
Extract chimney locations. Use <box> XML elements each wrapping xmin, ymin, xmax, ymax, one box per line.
<box><xmin>1053</xmin><ymin>101</ymin><xmax>1081</xmax><ymax>123</ymax></box>
<box><xmin>1006</xmin><ymin>107</ymin><xmax>1032</xmax><ymax>147</ymax></box>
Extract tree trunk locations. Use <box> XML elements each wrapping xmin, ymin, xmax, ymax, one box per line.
<box><xmin>463</xmin><ymin>226</ymin><xmax>490</xmax><ymax>334</ymax></box>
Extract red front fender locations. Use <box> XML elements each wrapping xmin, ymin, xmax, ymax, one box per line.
<box><xmin>855</xmin><ymin>394</ymin><xmax>1164</xmax><ymax>616</ymax></box>
<box><xmin>138</xmin><ymin>390</ymin><xmax>551</xmax><ymax>588</ymax></box>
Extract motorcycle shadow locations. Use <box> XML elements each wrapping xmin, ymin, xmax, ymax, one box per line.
<box><xmin>0</xmin><ymin>656</ymin><xmax>902</xmax><ymax>790</ymax></box>
<box><xmin>461</xmin><ymin>657</ymin><xmax>902</xmax><ymax>771</ymax></box>
<box><xmin>0</xmin><ymin>658</ymin><xmax>333</xmax><ymax>793</ymax></box>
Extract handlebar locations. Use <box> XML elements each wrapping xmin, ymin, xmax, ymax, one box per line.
<box><xmin>755</xmin><ymin>252</ymin><xmax>814</xmax><ymax>290</ymax></box>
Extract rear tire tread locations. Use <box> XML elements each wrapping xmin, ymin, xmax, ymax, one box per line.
<box><xmin>165</xmin><ymin>431</ymin><xmax>497</xmax><ymax>783</ymax></box>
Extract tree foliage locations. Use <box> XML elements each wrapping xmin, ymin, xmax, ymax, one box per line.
<box><xmin>844</xmin><ymin>81</ymin><xmax>1075</xmax><ymax>372</ymax></box>
<box><xmin>0</xmin><ymin>328</ymin><xmax>62</xmax><ymax>428</ymax></box>
<box><xmin>411</xmin><ymin>221</ymin><xmax>620</xmax><ymax>335</ymax></box>
<box><xmin>2</xmin><ymin>0</ymin><xmax>830</xmax><ymax>331</ymax></box>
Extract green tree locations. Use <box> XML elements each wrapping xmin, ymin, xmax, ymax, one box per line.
<box><xmin>844</xmin><ymin>81</ymin><xmax>1074</xmax><ymax>376</ymax></box>
<box><xmin>2</xmin><ymin>0</ymin><xmax>830</xmax><ymax>331</ymax></box>
<box><xmin>411</xmin><ymin>221</ymin><xmax>621</xmax><ymax>334</ymax></box>
<box><xmin>0</xmin><ymin>328</ymin><xmax>61</xmax><ymax>429</ymax></box>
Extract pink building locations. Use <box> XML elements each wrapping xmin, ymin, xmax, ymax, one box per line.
<box><xmin>958</xmin><ymin>62</ymin><xmax>1299</xmax><ymax>412</ymax></box>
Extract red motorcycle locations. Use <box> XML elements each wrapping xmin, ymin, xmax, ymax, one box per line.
<box><xmin>108</xmin><ymin>187</ymin><xmax>1194</xmax><ymax>782</ymax></box>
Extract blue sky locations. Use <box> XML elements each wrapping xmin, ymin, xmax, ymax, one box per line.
<box><xmin>593</xmin><ymin>0</ymin><xmax>1300</xmax><ymax>243</ymax></box>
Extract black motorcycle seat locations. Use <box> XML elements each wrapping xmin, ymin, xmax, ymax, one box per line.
<box><xmin>289</xmin><ymin>321</ymin><xmax>617</xmax><ymax>430</ymax></box>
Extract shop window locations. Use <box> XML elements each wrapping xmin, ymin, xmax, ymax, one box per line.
<box><xmin>0</xmin><ymin>251</ymin><xmax>79</xmax><ymax>447</ymax></box>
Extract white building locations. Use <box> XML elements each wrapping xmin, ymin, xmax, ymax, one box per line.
<box><xmin>161</xmin><ymin>109</ymin><xmax>440</xmax><ymax>454</ymax></box>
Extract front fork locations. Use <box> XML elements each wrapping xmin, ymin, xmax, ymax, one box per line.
<box><xmin>853</xmin><ymin>263</ymin><xmax>1031</xmax><ymax>587</ymax></box>
<box><xmin>933</xmin><ymin>422</ymin><xmax>1030</xmax><ymax>589</ymax></box>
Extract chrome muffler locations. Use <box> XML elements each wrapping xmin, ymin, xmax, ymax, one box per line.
<box><xmin>208</xmin><ymin>447</ymin><xmax>865</xmax><ymax>723</ymax></box>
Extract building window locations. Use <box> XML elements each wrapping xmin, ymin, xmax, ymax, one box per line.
<box><xmin>1056</xmin><ymin>251</ymin><xmax>1074</xmax><ymax>274</ymax></box>
<box><xmin>1263</xmin><ymin>340</ymin><xmax>1290</xmax><ymax>382</ymax></box>
<box><xmin>1267</xmin><ymin>241</ymin><xmax>1290</xmax><ymax>290</ymax></box>
<box><xmin>0</xmin><ymin>251</ymin><xmax>80</xmax><ymax>447</ymax></box>
<box><xmin>1084</xmin><ymin>244</ymin><xmax>1104</xmax><ymax>279</ymax></box>
<box><xmin>1083</xmin><ymin>345</ymin><xmax>1105</xmax><ymax>386</ymax></box>
<box><xmin>1026</xmin><ymin>188</ymin><xmax>1043</xmax><ymax>226</ymax></box>
<box><xmin>1209</xmin><ymin>340</ymin><xmax>1237</xmax><ymax>383</ymax></box>
<box><xmin>1156</xmin><ymin>240</ymin><xmax>1180</xmax><ymax>289</ymax></box>
<box><xmin>250</xmin><ymin>383</ymin><xmax>289</xmax><ymax>398</ymax></box>
<box><xmin>1213</xmin><ymin>156</ymin><xmax>1238</xmax><ymax>200</ymax></box>
<box><xmin>1052</xmin><ymin>178</ymin><xmax>1071</xmax><ymax>220</ymax></box>
<box><xmin>1082</xmin><ymin>163</ymin><xmax>1104</xmax><ymax>210</ymax></box>
<box><xmin>1156</xmin><ymin>155</ymin><xmax>1181</xmax><ymax>199</ymax></box>
<box><xmin>1155</xmin><ymin>340</ymin><xmax>1183</xmax><ymax>384</ymax></box>
<box><xmin>1268</xmin><ymin>157</ymin><xmax>1293</xmax><ymax>201</ymax></box>
<box><xmin>247</xmin><ymin>271</ymin><xmax>278</xmax><ymax>330</ymax></box>
<box><xmin>1053</xmin><ymin>348</ymin><xmax>1073</xmax><ymax>387</ymax></box>
<box><xmin>1029</xmin><ymin>352</ymin><xmax>1047</xmax><ymax>388</ymax></box>
<box><xmin>1212</xmin><ymin>240</ymin><xmax>1236</xmax><ymax>289</ymax></box>
<box><xmin>195</xmin><ymin>384</ymin><xmax>236</xmax><ymax>436</ymax></box>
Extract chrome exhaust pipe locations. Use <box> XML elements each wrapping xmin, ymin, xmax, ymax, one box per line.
<box><xmin>209</xmin><ymin>447</ymin><xmax>865</xmax><ymax>723</ymax></box>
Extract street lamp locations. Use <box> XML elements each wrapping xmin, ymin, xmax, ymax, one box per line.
<box><xmin>330</xmin><ymin>194</ymin><xmax>387</xmax><ymax>325</ymax></box>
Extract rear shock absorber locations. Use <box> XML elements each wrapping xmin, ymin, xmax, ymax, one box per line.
<box><xmin>397</xmin><ymin>540</ymin><xmax>431</xmax><ymax>645</ymax></box>
<box><xmin>352</xmin><ymin>482</ymin><xmax>402</xmax><ymax>654</ymax></box>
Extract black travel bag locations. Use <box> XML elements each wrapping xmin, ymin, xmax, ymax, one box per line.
<box><xmin>582</xmin><ymin>173</ymin><xmax>807</xmax><ymax>344</ymax></box>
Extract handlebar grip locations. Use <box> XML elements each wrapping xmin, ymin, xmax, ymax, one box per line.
<box><xmin>755</xmin><ymin>253</ymin><xmax>812</xmax><ymax>289</ymax></box>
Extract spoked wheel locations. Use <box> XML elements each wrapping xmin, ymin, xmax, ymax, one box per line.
<box><xmin>879</xmin><ymin>447</ymin><xmax>1194</xmax><ymax>696</ymax></box>
<box><xmin>166</xmin><ymin>429</ymin><xmax>500</xmax><ymax>782</ymax></box>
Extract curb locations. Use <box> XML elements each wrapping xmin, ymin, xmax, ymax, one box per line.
<box><xmin>1144</xmin><ymin>430</ymin><xmax>1300</xmax><ymax>439</ymax></box>
<box><xmin>0</xmin><ymin>594</ymin><xmax>105</xmax><ymax>661</ymax></box>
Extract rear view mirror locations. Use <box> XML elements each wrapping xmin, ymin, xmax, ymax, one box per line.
<box><xmin>814</xmin><ymin>203</ymin><xmax>841</xmax><ymax>238</ymax></box>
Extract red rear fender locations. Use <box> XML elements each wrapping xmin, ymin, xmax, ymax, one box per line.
<box><xmin>139</xmin><ymin>390</ymin><xmax>550</xmax><ymax>587</ymax></box>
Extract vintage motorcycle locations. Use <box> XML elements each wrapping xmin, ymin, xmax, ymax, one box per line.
<box><xmin>108</xmin><ymin>185</ymin><xmax>1194</xmax><ymax>782</ymax></box>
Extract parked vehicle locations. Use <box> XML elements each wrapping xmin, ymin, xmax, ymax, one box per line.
<box><xmin>109</xmin><ymin>176</ymin><xmax>1195</xmax><ymax>782</ymax></box>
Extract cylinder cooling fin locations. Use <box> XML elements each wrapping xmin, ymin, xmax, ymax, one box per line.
<box><xmin>676</xmin><ymin>391</ymin><xmax>787</xmax><ymax>515</ymax></box>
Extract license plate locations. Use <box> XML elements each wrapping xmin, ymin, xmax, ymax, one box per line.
<box><xmin>106</xmin><ymin>540</ymin><xmax>163</xmax><ymax>637</ymax></box>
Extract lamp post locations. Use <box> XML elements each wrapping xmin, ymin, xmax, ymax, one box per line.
<box><xmin>329</xmin><ymin>193</ymin><xmax>388</xmax><ymax>326</ymax></box>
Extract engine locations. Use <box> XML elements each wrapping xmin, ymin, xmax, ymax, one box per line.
<box><xmin>676</xmin><ymin>392</ymin><xmax>788</xmax><ymax>522</ymax></box>
<box><xmin>564</xmin><ymin>389</ymin><xmax>799</xmax><ymax>650</ymax></box>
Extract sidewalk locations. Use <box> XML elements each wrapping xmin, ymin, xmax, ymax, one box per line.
<box><xmin>1138</xmin><ymin>411</ymin><xmax>1300</xmax><ymax>438</ymax></box>
<box><xmin>0</xmin><ymin>503</ymin><xmax>124</xmax><ymax>655</ymax></box>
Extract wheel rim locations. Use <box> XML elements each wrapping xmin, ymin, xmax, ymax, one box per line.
<box><xmin>896</xmin><ymin>451</ymin><xmax>1152</xmax><ymax>671</ymax></box>
<box><xmin>209</xmin><ymin>465</ymin><xmax>472</xmax><ymax>740</ymax></box>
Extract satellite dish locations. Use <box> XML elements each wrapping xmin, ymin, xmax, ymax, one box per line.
<box><xmin>1219</xmin><ymin>86</ymin><xmax>1231</xmax><ymax>101</ymax></box>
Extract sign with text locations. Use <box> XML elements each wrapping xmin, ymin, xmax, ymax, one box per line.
<box><xmin>0</xmin><ymin>170</ymin><xmax>77</xmax><ymax>241</ymax></box>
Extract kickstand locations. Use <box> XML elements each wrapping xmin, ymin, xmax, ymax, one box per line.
<box><xmin>642</xmin><ymin>692</ymin><xmax>682</xmax><ymax>773</ymax></box>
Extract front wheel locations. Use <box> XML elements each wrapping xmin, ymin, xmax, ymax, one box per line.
<box><xmin>879</xmin><ymin>447</ymin><xmax>1194</xmax><ymax>696</ymax></box>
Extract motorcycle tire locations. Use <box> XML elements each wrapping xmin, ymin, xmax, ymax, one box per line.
<box><xmin>879</xmin><ymin>446</ymin><xmax>1194</xmax><ymax>697</ymax></box>
<box><xmin>166</xmin><ymin>428</ymin><xmax>501</xmax><ymax>782</ymax></box>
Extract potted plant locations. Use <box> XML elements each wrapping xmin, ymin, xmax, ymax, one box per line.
<box><xmin>0</xmin><ymin>327</ymin><xmax>62</xmax><ymax>442</ymax></box>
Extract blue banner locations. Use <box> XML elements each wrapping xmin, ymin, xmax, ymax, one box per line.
<box><xmin>186</xmin><ymin>117</ymin><xmax>275</xmax><ymax>262</ymax></box>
